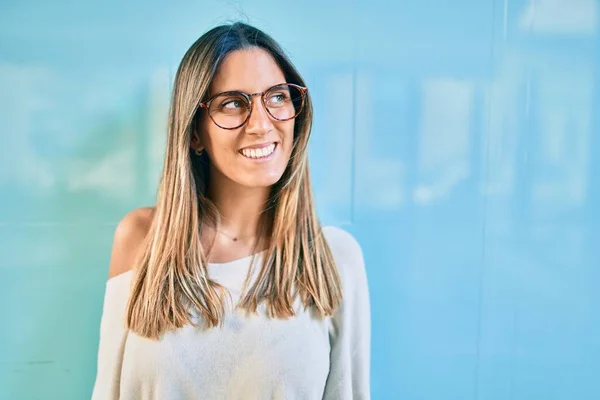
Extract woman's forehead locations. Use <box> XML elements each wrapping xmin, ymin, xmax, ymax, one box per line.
<box><xmin>210</xmin><ymin>48</ymin><xmax>286</xmax><ymax>94</ymax></box>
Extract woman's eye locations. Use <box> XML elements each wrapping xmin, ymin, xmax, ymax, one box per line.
<box><xmin>222</xmin><ymin>100</ymin><xmax>243</xmax><ymax>109</ymax></box>
<box><xmin>268</xmin><ymin>93</ymin><xmax>288</xmax><ymax>105</ymax></box>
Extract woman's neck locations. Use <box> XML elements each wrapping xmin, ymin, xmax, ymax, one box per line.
<box><xmin>207</xmin><ymin>180</ymin><xmax>270</xmax><ymax>239</ymax></box>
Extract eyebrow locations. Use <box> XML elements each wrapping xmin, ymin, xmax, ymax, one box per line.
<box><xmin>210</xmin><ymin>82</ymin><xmax>287</xmax><ymax>97</ymax></box>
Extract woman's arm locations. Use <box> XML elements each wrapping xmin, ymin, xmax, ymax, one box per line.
<box><xmin>322</xmin><ymin>227</ymin><xmax>371</xmax><ymax>400</ymax></box>
<box><xmin>91</xmin><ymin>208</ymin><xmax>153</xmax><ymax>399</ymax></box>
<box><xmin>91</xmin><ymin>275</ymin><xmax>130</xmax><ymax>400</ymax></box>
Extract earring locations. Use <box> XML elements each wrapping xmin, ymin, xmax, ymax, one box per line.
<box><xmin>195</xmin><ymin>149</ymin><xmax>204</xmax><ymax>156</ymax></box>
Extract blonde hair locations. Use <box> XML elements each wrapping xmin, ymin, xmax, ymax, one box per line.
<box><xmin>126</xmin><ymin>22</ymin><xmax>343</xmax><ymax>339</ymax></box>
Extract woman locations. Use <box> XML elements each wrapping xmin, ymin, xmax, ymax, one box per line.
<box><xmin>92</xmin><ymin>22</ymin><xmax>370</xmax><ymax>400</ymax></box>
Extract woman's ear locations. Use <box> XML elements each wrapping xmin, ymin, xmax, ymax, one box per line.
<box><xmin>190</xmin><ymin>132</ymin><xmax>204</xmax><ymax>152</ymax></box>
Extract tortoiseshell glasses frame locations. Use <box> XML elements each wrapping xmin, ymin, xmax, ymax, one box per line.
<box><xmin>199</xmin><ymin>83</ymin><xmax>308</xmax><ymax>130</ymax></box>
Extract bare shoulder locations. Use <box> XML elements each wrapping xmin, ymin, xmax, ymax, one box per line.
<box><xmin>108</xmin><ymin>207</ymin><xmax>155</xmax><ymax>279</ymax></box>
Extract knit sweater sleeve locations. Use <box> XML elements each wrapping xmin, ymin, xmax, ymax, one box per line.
<box><xmin>91</xmin><ymin>272</ymin><xmax>131</xmax><ymax>400</ymax></box>
<box><xmin>322</xmin><ymin>227</ymin><xmax>371</xmax><ymax>400</ymax></box>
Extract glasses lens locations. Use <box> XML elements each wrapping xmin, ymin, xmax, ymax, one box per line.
<box><xmin>208</xmin><ymin>93</ymin><xmax>250</xmax><ymax>129</ymax></box>
<box><xmin>264</xmin><ymin>84</ymin><xmax>305</xmax><ymax>121</ymax></box>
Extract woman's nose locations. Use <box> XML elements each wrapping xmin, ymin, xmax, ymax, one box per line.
<box><xmin>244</xmin><ymin>98</ymin><xmax>274</xmax><ymax>135</ymax></box>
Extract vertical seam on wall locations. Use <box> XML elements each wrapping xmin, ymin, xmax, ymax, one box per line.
<box><xmin>350</xmin><ymin>65</ymin><xmax>357</xmax><ymax>225</ymax></box>
<box><xmin>473</xmin><ymin>0</ymin><xmax>502</xmax><ymax>399</ymax></box>
<box><xmin>349</xmin><ymin>0</ymin><xmax>359</xmax><ymax>226</ymax></box>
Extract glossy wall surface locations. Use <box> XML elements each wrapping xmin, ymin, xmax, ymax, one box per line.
<box><xmin>1</xmin><ymin>0</ymin><xmax>599</xmax><ymax>399</ymax></box>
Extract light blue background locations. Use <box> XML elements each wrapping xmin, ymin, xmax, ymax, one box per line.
<box><xmin>1</xmin><ymin>0</ymin><xmax>599</xmax><ymax>399</ymax></box>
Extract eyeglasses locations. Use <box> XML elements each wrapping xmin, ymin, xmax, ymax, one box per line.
<box><xmin>199</xmin><ymin>83</ymin><xmax>308</xmax><ymax>130</ymax></box>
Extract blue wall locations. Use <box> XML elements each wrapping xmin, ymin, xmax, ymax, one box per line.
<box><xmin>1</xmin><ymin>0</ymin><xmax>599</xmax><ymax>399</ymax></box>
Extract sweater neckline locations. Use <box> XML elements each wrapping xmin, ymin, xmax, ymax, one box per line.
<box><xmin>107</xmin><ymin>250</ymin><xmax>266</xmax><ymax>286</ymax></box>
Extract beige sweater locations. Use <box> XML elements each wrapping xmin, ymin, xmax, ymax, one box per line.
<box><xmin>91</xmin><ymin>226</ymin><xmax>371</xmax><ymax>400</ymax></box>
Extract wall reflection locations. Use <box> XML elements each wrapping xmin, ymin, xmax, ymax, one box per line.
<box><xmin>1</xmin><ymin>0</ymin><xmax>599</xmax><ymax>399</ymax></box>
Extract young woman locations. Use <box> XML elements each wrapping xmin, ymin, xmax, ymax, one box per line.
<box><xmin>92</xmin><ymin>22</ymin><xmax>371</xmax><ymax>399</ymax></box>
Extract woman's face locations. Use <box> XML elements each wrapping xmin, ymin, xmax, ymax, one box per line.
<box><xmin>195</xmin><ymin>48</ymin><xmax>295</xmax><ymax>190</ymax></box>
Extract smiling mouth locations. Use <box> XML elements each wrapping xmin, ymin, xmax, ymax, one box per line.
<box><xmin>239</xmin><ymin>143</ymin><xmax>277</xmax><ymax>159</ymax></box>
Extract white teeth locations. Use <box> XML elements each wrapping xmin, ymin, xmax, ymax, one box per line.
<box><xmin>241</xmin><ymin>143</ymin><xmax>276</xmax><ymax>159</ymax></box>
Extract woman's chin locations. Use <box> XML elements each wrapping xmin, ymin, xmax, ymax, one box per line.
<box><xmin>239</xmin><ymin>175</ymin><xmax>282</xmax><ymax>189</ymax></box>
<box><xmin>230</xmin><ymin>167</ymin><xmax>285</xmax><ymax>189</ymax></box>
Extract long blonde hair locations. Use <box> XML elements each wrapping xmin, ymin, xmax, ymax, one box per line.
<box><xmin>126</xmin><ymin>22</ymin><xmax>343</xmax><ymax>339</ymax></box>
